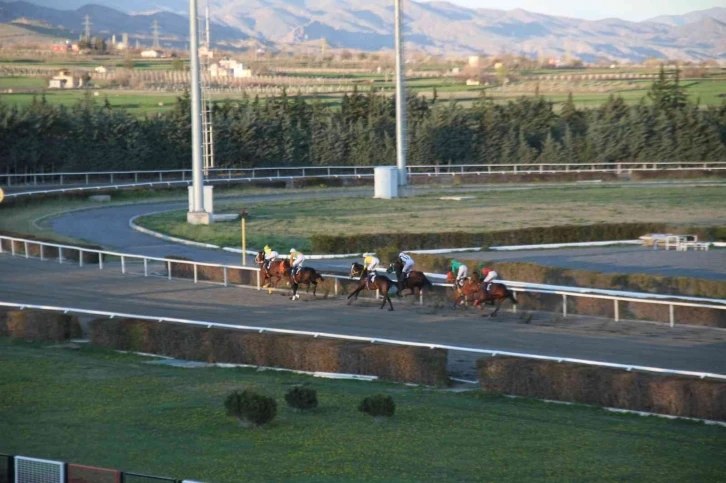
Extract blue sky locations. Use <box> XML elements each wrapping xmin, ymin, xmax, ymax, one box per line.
<box><xmin>430</xmin><ymin>0</ymin><xmax>724</xmax><ymax>21</ymax></box>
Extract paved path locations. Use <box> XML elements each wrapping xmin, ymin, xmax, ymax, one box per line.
<box><xmin>47</xmin><ymin>186</ymin><xmax>726</xmax><ymax>279</ymax></box>
<box><xmin>3</xmin><ymin>255</ymin><xmax>726</xmax><ymax>379</ymax></box>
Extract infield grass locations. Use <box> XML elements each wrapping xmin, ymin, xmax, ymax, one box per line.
<box><xmin>135</xmin><ymin>185</ymin><xmax>726</xmax><ymax>252</ymax></box>
<box><xmin>1</xmin><ymin>339</ymin><xmax>724</xmax><ymax>483</ymax></box>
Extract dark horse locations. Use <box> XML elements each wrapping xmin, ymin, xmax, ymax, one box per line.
<box><xmin>347</xmin><ymin>262</ymin><xmax>395</xmax><ymax>311</ymax></box>
<box><xmin>387</xmin><ymin>258</ymin><xmax>433</xmax><ymax>297</ymax></box>
<box><xmin>282</xmin><ymin>259</ymin><xmax>324</xmax><ymax>300</ymax></box>
<box><xmin>446</xmin><ymin>272</ymin><xmax>518</xmax><ymax>317</ymax></box>
<box><xmin>255</xmin><ymin>251</ymin><xmax>286</xmax><ymax>288</ymax></box>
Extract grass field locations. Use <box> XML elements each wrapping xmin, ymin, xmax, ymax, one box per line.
<box><xmin>135</xmin><ymin>185</ymin><xmax>726</xmax><ymax>252</ymax></box>
<box><xmin>2</xmin><ymin>339</ymin><xmax>724</xmax><ymax>483</ymax></box>
<box><xmin>0</xmin><ymin>90</ymin><xmax>181</xmax><ymax>116</ymax></box>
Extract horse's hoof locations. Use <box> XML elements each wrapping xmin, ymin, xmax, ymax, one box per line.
<box><xmin>388</xmin><ymin>308</ymin><xmax>394</xmax><ymax>312</ymax></box>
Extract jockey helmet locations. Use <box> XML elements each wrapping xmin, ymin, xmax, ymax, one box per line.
<box><xmin>264</xmin><ymin>245</ymin><xmax>271</xmax><ymax>254</ymax></box>
<box><xmin>290</xmin><ymin>248</ymin><xmax>296</xmax><ymax>253</ymax></box>
<box><xmin>481</xmin><ymin>267</ymin><xmax>492</xmax><ymax>276</ymax></box>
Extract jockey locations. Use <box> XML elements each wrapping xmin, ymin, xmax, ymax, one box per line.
<box><xmin>263</xmin><ymin>245</ymin><xmax>278</xmax><ymax>271</ymax></box>
<box><xmin>363</xmin><ymin>252</ymin><xmax>379</xmax><ymax>281</ymax></box>
<box><xmin>481</xmin><ymin>267</ymin><xmax>499</xmax><ymax>288</ymax></box>
<box><xmin>451</xmin><ymin>259</ymin><xmax>468</xmax><ymax>287</ymax></box>
<box><xmin>398</xmin><ymin>252</ymin><xmax>414</xmax><ymax>279</ymax></box>
<box><xmin>289</xmin><ymin>248</ymin><xmax>305</xmax><ymax>279</ymax></box>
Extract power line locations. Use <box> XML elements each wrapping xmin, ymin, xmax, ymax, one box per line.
<box><xmin>152</xmin><ymin>20</ymin><xmax>160</xmax><ymax>49</ymax></box>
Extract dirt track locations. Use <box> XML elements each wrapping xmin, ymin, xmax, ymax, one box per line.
<box><xmin>3</xmin><ymin>254</ymin><xmax>726</xmax><ymax>380</ymax></box>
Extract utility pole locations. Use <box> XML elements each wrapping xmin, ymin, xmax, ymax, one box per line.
<box><xmin>83</xmin><ymin>15</ymin><xmax>92</xmax><ymax>42</ymax></box>
<box><xmin>394</xmin><ymin>0</ymin><xmax>407</xmax><ymax>186</ymax></box>
<box><xmin>152</xmin><ymin>20</ymin><xmax>160</xmax><ymax>49</ymax></box>
<box><xmin>187</xmin><ymin>0</ymin><xmax>210</xmax><ymax>224</ymax></box>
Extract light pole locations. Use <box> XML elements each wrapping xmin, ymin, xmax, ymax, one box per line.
<box><xmin>186</xmin><ymin>0</ymin><xmax>211</xmax><ymax>225</ymax></box>
<box><xmin>394</xmin><ymin>0</ymin><xmax>407</xmax><ymax>187</ymax></box>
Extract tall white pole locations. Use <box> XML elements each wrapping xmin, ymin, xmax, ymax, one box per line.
<box><xmin>394</xmin><ymin>0</ymin><xmax>407</xmax><ymax>186</ymax></box>
<box><xmin>188</xmin><ymin>0</ymin><xmax>206</xmax><ymax>219</ymax></box>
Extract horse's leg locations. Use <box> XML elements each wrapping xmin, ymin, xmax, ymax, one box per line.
<box><xmin>379</xmin><ymin>289</ymin><xmax>387</xmax><ymax>309</ymax></box>
<box><xmin>386</xmin><ymin>292</ymin><xmax>394</xmax><ymax>311</ymax></box>
<box><xmin>291</xmin><ymin>282</ymin><xmax>299</xmax><ymax>300</ymax></box>
<box><xmin>490</xmin><ymin>298</ymin><xmax>502</xmax><ymax>317</ymax></box>
<box><xmin>312</xmin><ymin>281</ymin><xmax>318</xmax><ymax>297</ymax></box>
<box><xmin>347</xmin><ymin>284</ymin><xmax>364</xmax><ymax>304</ymax></box>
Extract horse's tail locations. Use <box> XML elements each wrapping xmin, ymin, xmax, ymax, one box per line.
<box><xmin>424</xmin><ymin>275</ymin><xmax>433</xmax><ymax>290</ymax></box>
<box><xmin>316</xmin><ymin>272</ymin><xmax>324</xmax><ymax>282</ymax></box>
<box><xmin>508</xmin><ymin>288</ymin><xmax>518</xmax><ymax>304</ymax></box>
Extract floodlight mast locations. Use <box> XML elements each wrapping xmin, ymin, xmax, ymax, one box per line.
<box><xmin>394</xmin><ymin>0</ymin><xmax>407</xmax><ymax>186</ymax></box>
<box><xmin>187</xmin><ymin>0</ymin><xmax>206</xmax><ymax>221</ymax></box>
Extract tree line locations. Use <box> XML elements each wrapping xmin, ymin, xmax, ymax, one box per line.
<box><xmin>1</xmin><ymin>68</ymin><xmax>725</xmax><ymax>175</ymax></box>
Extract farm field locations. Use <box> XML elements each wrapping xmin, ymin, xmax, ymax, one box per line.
<box><xmin>136</xmin><ymin>185</ymin><xmax>726</xmax><ymax>252</ymax></box>
<box><xmin>2</xmin><ymin>339</ymin><xmax>724</xmax><ymax>483</ymax></box>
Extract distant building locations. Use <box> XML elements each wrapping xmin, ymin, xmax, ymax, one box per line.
<box><xmin>208</xmin><ymin>63</ymin><xmax>230</xmax><ymax>77</ymax></box>
<box><xmin>451</xmin><ymin>67</ymin><xmax>461</xmax><ymax>74</ymax></box>
<box><xmin>232</xmin><ymin>64</ymin><xmax>252</xmax><ymax>78</ymax></box>
<box><xmin>51</xmin><ymin>43</ymin><xmax>71</xmax><ymax>53</ymax></box>
<box><xmin>94</xmin><ymin>66</ymin><xmax>108</xmax><ymax>73</ymax></box>
<box><xmin>465</xmin><ymin>78</ymin><xmax>480</xmax><ymax>86</ymax></box>
<box><xmin>209</xmin><ymin>59</ymin><xmax>252</xmax><ymax>78</ymax></box>
<box><xmin>141</xmin><ymin>49</ymin><xmax>163</xmax><ymax>58</ymax></box>
<box><xmin>468</xmin><ymin>55</ymin><xmax>483</xmax><ymax>67</ymax></box>
<box><xmin>48</xmin><ymin>70</ymin><xmax>83</xmax><ymax>89</ymax></box>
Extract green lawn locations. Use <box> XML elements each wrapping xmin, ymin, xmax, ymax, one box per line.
<box><xmin>135</xmin><ymin>185</ymin><xmax>726</xmax><ymax>252</ymax></box>
<box><xmin>0</xmin><ymin>90</ymin><xmax>181</xmax><ymax>116</ymax></box>
<box><xmin>1</xmin><ymin>339</ymin><xmax>724</xmax><ymax>483</ymax></box>
<box><xmin>0</xmin><ymin>76</ymin><xmax>47</xmax><ymax>89</ymax></box>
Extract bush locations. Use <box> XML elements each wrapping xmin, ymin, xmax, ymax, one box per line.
<box><xmin>358</xmin><ymin>394</ymin><xmax>395</xmax><ymax>419</ymax></box>
<box><xmin>224</xmin><ymin>389</ymin><xmax>277</xmax><ymax>428</ymax></box>
<box><xmin>284</xmin><ymin>386</ymin><xmax>318</xmax><ymax>411</ymax></box>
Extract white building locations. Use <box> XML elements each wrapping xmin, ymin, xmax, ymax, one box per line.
<box><xmin>232</xmin><ymin>64</ymin><xmax>252</xmax><ymax>78</ymax></box>
<box><xmin>141</xmin><ymin>49</ymin><xmax>163</xmax><ymax>58</ymax></box>
<box><xmin>94</xmin><ymin>66</ymin><xmax>108</xmax><ymax>73</ymax></box>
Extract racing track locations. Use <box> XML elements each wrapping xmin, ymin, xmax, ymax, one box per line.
<box><xmin>2</xmin><ymin>255</ymin><xmax>726</xmax><ymax>379</ymax></box>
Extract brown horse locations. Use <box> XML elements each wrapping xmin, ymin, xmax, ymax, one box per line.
<box><xmin>446</xmin><ymin>271</ymin><xmax>518</xmax><ymax>317</ymax></box>
<box><xmin>387</xmin><ymin>259</ymin><xmax>433</xmax><ymax>297</ymax></box>
<box><xmin>347</xmin><ymin>262</ymin><xmax>395</xmax><ymax>311</ymax></box>
<box><xmin>255</xmin><ymin>251</ymin><xmax>286</xmax><ymax>288</ymax></box>
<box><xmin>282</xmin><ymin>259</ymin><xmax>325</xmax><ymax>300</ymax></box>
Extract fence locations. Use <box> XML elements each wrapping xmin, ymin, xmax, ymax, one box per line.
<box><xmin>3</xmin><ymin>161</ymin><xmax>725</xmax><ymax>194</ymax></box>
<box><xmin>0</xmin><ymin>453</ymin><xmax>199</xmax><ymax>483</ymax></box>
<box><xmin>2</xmin><ymin>234</ymin><xmax>725</xmax><ymax>329</ymax></box>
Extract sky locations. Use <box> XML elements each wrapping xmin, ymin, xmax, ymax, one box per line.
<box><xmin>431</xmin><ymin>0</ymin><xmax>724</xmax><ymax>21</ymax></box>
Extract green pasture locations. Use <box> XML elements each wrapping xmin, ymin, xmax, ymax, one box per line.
<box><xmin>0</xmin><ymin>76</ymin><xmax>46</xmax><ymax>89</ymax></box>
<box><xmin>2</xmin><ymin>339</ymin><xmax>724</xmax><ymax>483</ymax></box>
<box><xmin>135</xmin><ymin>185</ymin><xmax>726</xmax><ymax>252</ymax></box>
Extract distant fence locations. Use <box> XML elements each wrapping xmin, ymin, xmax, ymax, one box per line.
<box><xmin>3</xmin><ymin>161</ymin><xmax>725</xmax><ymax>197</ymax></box>
<box><xmin>0</xmin><ymin>453</ymin><xmax>199</xmax><ymax>483</ymax></box>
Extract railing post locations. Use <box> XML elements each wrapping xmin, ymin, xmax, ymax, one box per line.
<box><xmin>11</xmin><ymin>240</ymin><xmax>15</xmax><ymax>256</ymax></box>
<box><xmin>135</xmin><ymin>172</ymin><xmax>138</xmax><ymax>183</ymax></box>
<box><xmin>24</xmin><ymin>241</ymin><xmax>28</xmax><ymax>259</ymax></box>
<box><xmin>159</xmin><ymin>172</ymin><xmax>163</xmax><ymax>182</ymax></box>
<box><xmin>110</xmin><ymin>173</ymin><xmax>114</xmax><ymax>184</ymax></box>
<box><xmin>59</xmin><ymin>247</ymin><xmax>63</xmax><ymax>264</ymax></box>
<box><xmin>99</xmin><ymin>253</ymin><xmax>103</xmax><ymax>270</ymax></box>
<box><xmin>79</xmin><ymin>249</ymin><xmax>83</xmax><ymax>267</ymax></box>
<box><xmin>223</xmin><ymin>267</ymin><xmax>228</xmax><ymax>287</ymax></box>
<box><xmin>256</xmin><ymin>270</ymin><xmax>261</xmax><ymax>290</ymax></box>
<box><xmin>419</xmin><ymin>290</ymin><xmax>423</xmax><ymax>306</ymax></box>
<box><xmin>669</xmin><ymin>304</ymin><xmax>675</xmax><ymax>328</ymax></box>
<box><xmin>144</xmin><ymin>258</ymin><xmax>148</xmax><ymax>276</ymax></box>
<box><xmin>40</xmin><ymin>244</ymin><xmax>44</xmax><ymax>261</ymax></box>
<box><xmin>86</xmin><ymin>174</ymin><xmax>89</xmax><ymax>185</ymax></box>
<box><xmin>376</xmin><ymin>289</ymin><xmax>380</xmax><ymax>300</ymax></box>
<box><xmin>614</xmin><ymin>299</ymin><xmax>619</xmax><ymax>322</ymax></box>
<box><xmin>168</xmin><ymin>261</ymin><xmax>172</xmax><ymax>280</ymax></box>
<box><xmin>334</xmin><ymin>278</ymin><xmax>339</xmax><ymax>296</ymax></box>
<box><xmin>194</xmin><ymin>264</ymin><xmax>198</xmax><ymax>283</ymax></box>
<box><xmin>562</xmin><ymin>294</ymin><xmax>567</xmax><ymax>318</ymax></box>
<box><xmin>0</xmin><ymin>238</ymin><xmax>3</xmax><ymax>254</ymax></box>
<box><xmin>121</xmin><ymin>255</ymin><xmax>125</xmax><ymax>274</ymax></box>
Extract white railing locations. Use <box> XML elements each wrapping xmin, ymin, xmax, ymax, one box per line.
<box><xmin>2</xmin><ymin>234</ymin><xmax>725</xmax><ymax>329</ymax></box>
<box><xmin>3</xmin><ymin>161</ymin><xmax>725</xmax><ymax>193</ymax></box>
<box><xmin>1</xmin><ymin>299</ymin><xmax>724</xmax><ymax>381</ymax></box>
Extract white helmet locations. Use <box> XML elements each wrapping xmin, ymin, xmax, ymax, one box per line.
<box><xmin>290</xmin><ymin>248</ymin><xmax>296</xmax><ymax>253</ymax></box>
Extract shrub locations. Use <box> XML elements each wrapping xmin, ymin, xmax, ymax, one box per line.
<box><xmin>358</xmin><ymin>394</ymin><xmax>395</xmax><ymax>419</ymax></box>
<box><xmin>284</xmin><ymin>386</ymin><xmax>318</xmax><ymax>411</ymax></box>
<box><xmin>224</xmin><ymin>389</ymin><xmax>277</xmax><ymax>428</ymax></box>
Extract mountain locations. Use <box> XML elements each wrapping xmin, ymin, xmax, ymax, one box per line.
<box><xmin>647</xmin><ymin>7</ymin><xmax>726</xmax><ymax>27</ymax></box>
<box><xmin>0</xmin><ymin>1</ymin><xmax>247</xmax><ymax>46</ymax></box>
<box><xmin>1</xmin><ymin>0</ymin><xmax>725</xmax><ymax>61</ymax></box>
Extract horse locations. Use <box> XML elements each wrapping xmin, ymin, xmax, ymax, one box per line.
<box><xmin>282</xmin><ymin>259</ymin><xmax>324</xmax><ymax>300</ymax></box>
<box><xmin>446</xmin><ymin>271</ymin><xmax>518</xmax><ymax>317</ymax></box>
<box><xmin>387</xmin><ymin>258</ymin><xmax>433</xmax><ymax>297</ymax></box>
<box><xmin>347</xmin><ymin>262</ymin><xmax>395</xmax><ymax>311</ymax></box>
<box><xmin>254</xmin><ymin>251</ymin><xmax>287</xmax><ymax>288</ymax></box>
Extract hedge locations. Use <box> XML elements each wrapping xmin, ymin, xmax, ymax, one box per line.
<box><xmin>311</xmin><ymin>223</ymin><xmax>726</xmax><ymax>254</ymax></box>
<box><xmin>478</xmin><ymin>356</ymin><xmax>726</xmax><ymax>421</ymax></box>
<box><xmin>89</xmin><ymin>318</ymin><xmax>449</xmax><ymax>386</ymax></box>
<box><xmin>0</xmin><ymin>309</ymin><xmax>81</xmax><ymax>341</ymax></box>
